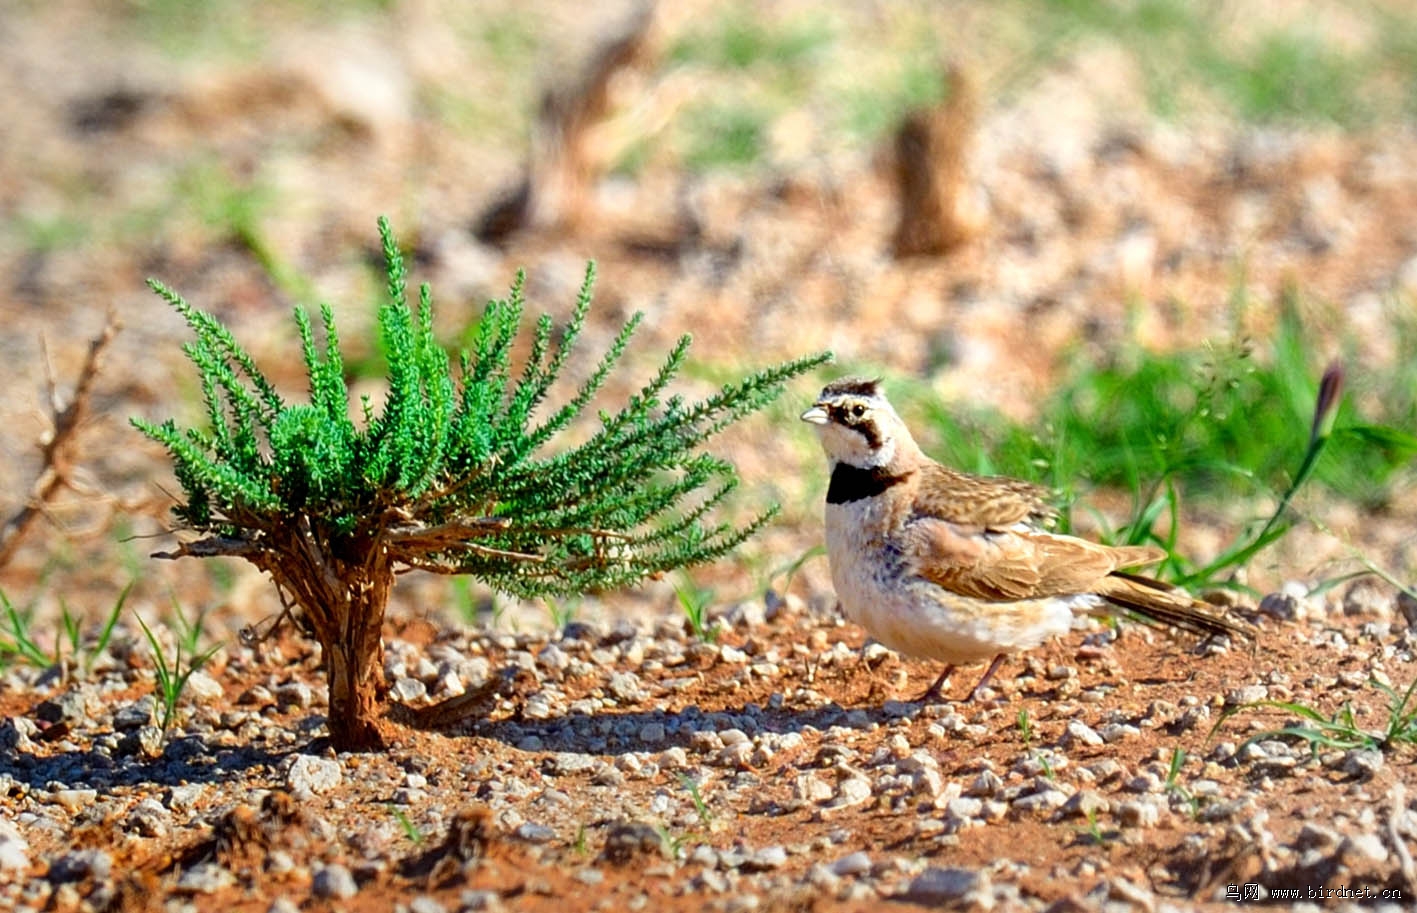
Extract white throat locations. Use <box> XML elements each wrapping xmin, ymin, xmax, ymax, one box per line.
<box><xmin>859</xmin><ymin>437</ymin><xmax>896</xmax><ymax>468</ymax></box>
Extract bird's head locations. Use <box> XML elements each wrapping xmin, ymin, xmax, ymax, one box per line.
<box><xmin>801</xmin><ymin>377</ymin><xmax>918</xmax><ymax>470</ymax></box>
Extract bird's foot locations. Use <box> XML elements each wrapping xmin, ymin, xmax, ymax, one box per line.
<box><xmin>916</xmin><ymin>665</ymin><xmax>955</xmax><ymax>703</ymax></box>
<box><xmin>964</xmin><ymin>654</ymin><xmax>1007</xmax><ymax>703</ymax></box>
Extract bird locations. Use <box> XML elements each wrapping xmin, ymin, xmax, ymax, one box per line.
<box><xmin>801</xmin><ymin>376</ymin><xmax>1253</xmax><ymax>703</ymax></box>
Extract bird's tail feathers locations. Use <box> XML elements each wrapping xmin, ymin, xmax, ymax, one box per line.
<box><xmin>1093</xmin><ymin>571</ymin><xmax>1254</xmax><ymax>640</ymax></box>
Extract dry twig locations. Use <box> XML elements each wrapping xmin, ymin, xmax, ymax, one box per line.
<box><xmin>476</xmin><ymin>3</ymin><xmax>659</xmax><ymax>241</ymax></box>
<box><xmin>0</xmin><ymin>312</ymin><xmax>119</xmax><ymax>570</ymax></box>
<box><xmin>891</xmin><ymin>64</ymin><xmax>985</xmax><ymax>258</ymax></box>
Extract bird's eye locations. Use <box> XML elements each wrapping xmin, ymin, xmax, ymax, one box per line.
<box><xmin>849</xmin><ymin>404</ymin><xmax>865</xmax><ymax>418</ymax></box>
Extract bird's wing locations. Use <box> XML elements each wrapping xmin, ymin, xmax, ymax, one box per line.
<box><xmin>910</xmin><ymin>463</ymin><xmax>1056</xmax><ymax>529</ymax></box>
<box><xmin>904</xmin><ymin>519</ymin><xmax>1165</xmax><ymax>601</ymax></box>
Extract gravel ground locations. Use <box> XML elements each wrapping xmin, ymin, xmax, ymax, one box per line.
<box><xmin>4</xmin><ymin>582</ymin><xmax>1417</xmax><ymax>912</ymax></box>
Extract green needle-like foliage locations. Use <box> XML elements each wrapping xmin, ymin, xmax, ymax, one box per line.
<box><xmin>135</xmin><ymin>216</ymin><xmax>829</xmax><ymax>749</ymax></box>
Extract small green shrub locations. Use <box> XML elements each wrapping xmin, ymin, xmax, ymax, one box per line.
<box><xmin>134</xmin><ymin>216</ymin><xmax>828</xmax><ymax>749</ymax></box>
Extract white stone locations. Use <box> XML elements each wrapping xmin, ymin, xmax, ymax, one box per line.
<box><xmin>1063</xmin><ymin>719</ymin><xmax>1104</xmax><ymax>746</ymax></box>
<box><xmin>830</xmin><ymin>851</ymin><xmax>872</xmax><ymax>876</ymax></box>
<box><xmin>0</xmin><ymin>818</ymin><xmax>29</xmax><ymax>872</ymax></box>
<box><xmin>286</xmin><ymin>754</ymin><xmax>342</xmax><ymax>795</ymax></box>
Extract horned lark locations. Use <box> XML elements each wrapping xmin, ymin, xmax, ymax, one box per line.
<box><xmin>802</xmin><ymin>377</ymin><xmax>1252</xmax><ymax>702</ymax></box>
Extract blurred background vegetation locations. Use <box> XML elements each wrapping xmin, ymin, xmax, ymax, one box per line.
<box><xmin>3</xmin><ymin>0</ymin><xmax>1416</xmax><ymax>644</ymax></box>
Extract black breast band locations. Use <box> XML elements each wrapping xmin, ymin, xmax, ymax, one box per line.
<box><xmin>826</xmin><ymin>464</ymin><xmax>910</xmax><ymax>504</ymax></box>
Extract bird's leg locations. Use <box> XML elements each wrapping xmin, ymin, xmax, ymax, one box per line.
<box><xmin>966</xmin><ymin>654</ymin><xmax>1007</xmax><ymax>702</ymax></box>
<box><xmin>916</xmin><ymin>665</ymin><xmax>955</xmax><ymax>703</ymax></box>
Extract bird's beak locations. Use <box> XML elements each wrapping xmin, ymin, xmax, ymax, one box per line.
<box><xmin>800</xmin><ymin>404</ymin><xmax>829</xmax><ymax>425</ymax></box>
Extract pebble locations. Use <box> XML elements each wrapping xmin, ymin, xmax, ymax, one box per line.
<box><xmin>965</xmin><ymin>769</ymin><xmax>1003</xmax><ymax>797</ymax></box>
<box><xmin>50</xmin><ymin>788</ymin><xmax>98</xmax><ymax>813</ymax></box>
<box><xmin>276</xmin><ymin>681</ymin><xmax>315</xmax><ymax>709</ymax></box>
<box><xmin>945</xmin><ymin>797</ymin><xmax>983</xmax><ymax>822</ymax></box>
<box><xmin>743</xmin><ymin>846</ymin><xmax>788</xmax><ymax>871</ymax></box>
<box><xmin>1124</xmin><ymin>772</ymin><xmax>1161</xmax><ymax>794</ymax></box>
<box><xmin>915</xmin><ymin>818</ymin><xmax>947</xmax><ymax>838</ymax></box>
<box><xmin>124</xmin><ymin>798</ymin><xmax>171</xmax><ymax>838</ymax></box>
<box><xmin>795</xmin><ymin>773</ymin><xmax>834</xmax><ymax>803</ymax></box>
<box><xmin>1012</xmin><ymin>788</ymin><xmax>1069</xmax><ymax>814</ymax></box>
<box><xmin>826</xmin><ymin>777</ymin><xmax>872</xmax><ymax>811</ymax></box>
<box><xmin>694</xmin><ymin>870</ymin><xmax>729</xmax><ymax>892</ymax></box>
<box><xmin>410</xmin><ymin>896</ymin><xmax>448</xmax><ymax>913</ymax></box>
<box><xmin>913</xmin><ymin>767</ymin><xmax>946</xmax><ymax>799</ymax></box>
<box><xmin>607</xmin><ymin>671</ymin><xmax>646</xmax><ymax>703</ymax></box>
<box><xmin>36</xmin><ymin>689</ymin><xmax>88</xmax><ymax>729</ymax></box>
<box><xmin>1063</xmin><ymin>719</ymin><xmax>1104</xmax><ymax>746</ymax></box>
<box><xmin>1097</xmin><ymin>722</ymin><xmax>1141</xmax><ymax>742</ymax></box>
<box><xmin>719</xmin><ymin>645</ymin><xmax>749</xmax><ymax>663</ymax></box>
<box><xmin>175</xmin><ymin>862</ymin><xmax>234</xmax><ymax>894</ymax></box>
<box><xmin>166</xmin><ymin>784</ymin><xmax>204</xmax><ymax>810</ymax></box>
<box><xmin>113</xmin><ymin>697</ymin><xmax>156</xmax><ymax>730</ymax></box>
<box><xmin>1339</xmin><ymin>833</ymin><xmax>1389</xmax><ymax>863</ymax></box>
<box><xmin>515</xmin><ymin>823</ymin><xmax>555</xmax><ymax>843</ymax></box>
<box><xmin>718</xmin><ymin>728</ymin><xmax>750</xmax><ymax>747</ymax></box>
<box><xmin>1116</xmin><ymin>799</ymin><xmax>1162</xmax><ymax>828</ymax></box>
<box><xmin>286</xmin><ymin>754</ymin><xmax>342</xmax><ymax>795</ymax></box>
<box><xmin>48</xmin><ymin>848</ymin><xmax>112</xmax><ymax>884</ymax></box>
<box><xmin>549</xmin><ymin>753</ymin><xmax>597</xmax><ymax>776</ymax></box>
<box><xmin>1103</xmin><ymin>875</ymin><xmax>1156</xmax><ymax>909</ymax></box>
<box><xmin>1258</xmin><ymin>591</ymin><xmax>1300</xmax><ymax>620</ymax></box>
<box><xmin>391</xmin><ymin>676</ymin><xmax>427</xmax><ymax>702</ymax></box>
<box><xmin>1199</xmin><ymin>797</ymin><xmax>1250</xmax><ymax>822</ymax></box>
<box><xmin>184</xmin><ymin>670</ymin><xmax>225</xmax><ymax>703</ymax></box>
<box><xmin>0</xmin><ymin>717</ymin><xmax>36</xmax><ymax>752</ymax></box>
<box><xmin>687</xmin><ymin>844</ymin><xmax>718</xmax><ymax>868</ymax></box>
<box><xmin>127</xmin><ymin>724</ymin><xmax>165</xmax><ymax>758</ymax></box>
<box><xmin>459</xmin><ymin>889</ymin><xmax>504</xmax><ymax>911</ymax></box>
<box><xmin>805</xmin><ymin>863</ymin><xmax>841</xmax><ymax>890</ymax></box>
<box><xmin>0</xmin><ymin>819</ymin><xmax>30</xmax><ymax>873</ymax></box>
<box><xmin>1343</xmin><ymin>749</ymin><xmax>1383</xmax><ymax>779</ymax></box>
<box><xmin>1296</xmin><ymin>822</ymin><xmax>1340</xmax><ymax>850</ymax></box>
<box><xmin>830</xmin><ymin>851</ymin><xmax>872</xmax><ymax>877</ymax></box>
<box><xmin>717</xmin><ymin>741</ymin><xmax>753</xmax><ymax>767</ymax></box>
<box><xmin>1343</xmin><ymin>579</ymin><xmax>1393</xmax><ymax>618</ymax></box>
<box><xmin>312</xmin><ymin>863</ymin><xmax>358</xmax><ymax>899</ymax></box>
<box><xmin>1225</xmin><ymin>685</ymin><xmax>1269</xmax><ymax>705</ymax></box>
<box><xmin>898</xmin><ymin>866</ymin><xmax>988</xmax><ymax>905</ymax></box>
<box><xmin>1057</xmin><ymin>790</ymin><xmax>1110</xmax><ymax>820</ymax></box>
<box><xmin>861</xmin><ymin>643</ymin><xmax>892</xmax><ymax>665</ymax></box>
<box><xmin>538</xmin><ymin>643</ymin><xmax>570</xmax><ymax>673</ymax></box>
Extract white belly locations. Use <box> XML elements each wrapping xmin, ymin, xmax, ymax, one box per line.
<box><xmin>824</xmin><ymin>503</ymin><xmax>1084</xmax><ymax>665</ymax></box>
